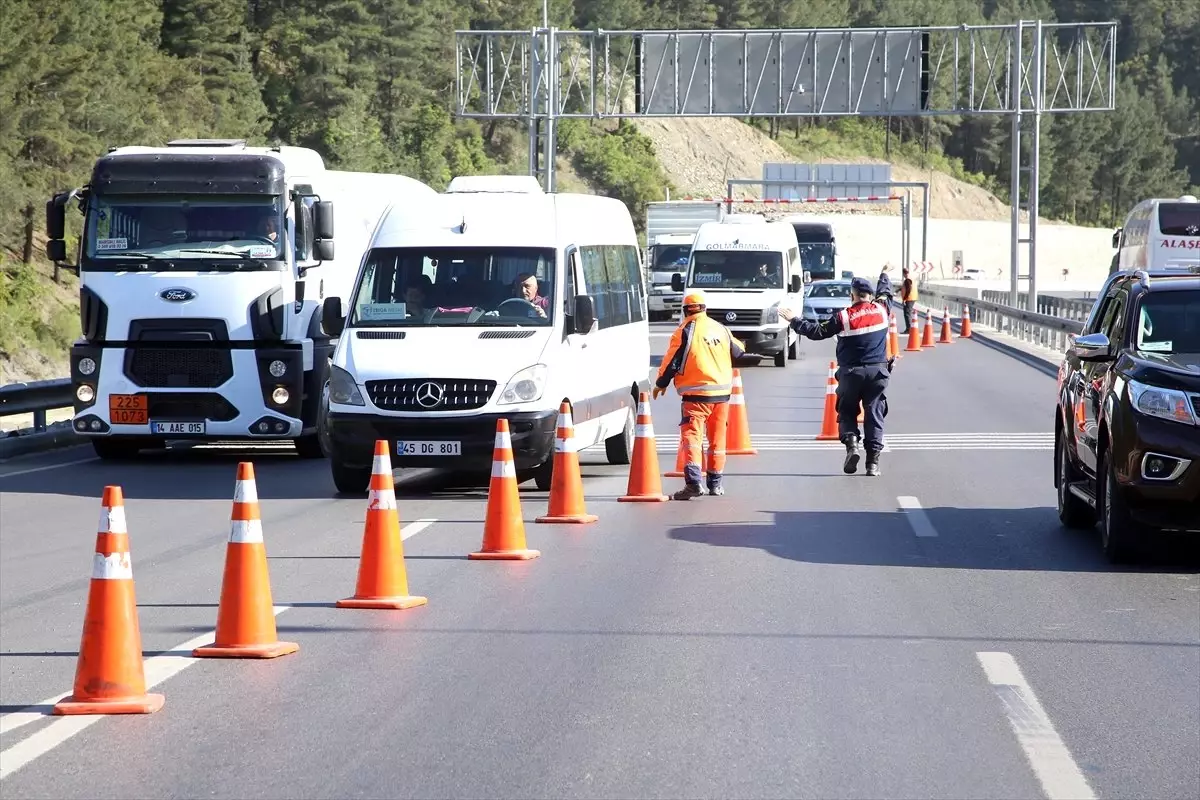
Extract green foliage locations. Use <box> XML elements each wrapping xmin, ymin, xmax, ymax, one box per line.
<box><xmin>0</xmin><ymin>257</ymin><xmax>76</xmax><ymax>364</ymax></box>
<box><xmin>558</xmin><ymin>120</ymin><xmax>675</xmax><ymax>230</ymax></box>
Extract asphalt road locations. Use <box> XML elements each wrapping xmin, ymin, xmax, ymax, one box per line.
<box><xmin>1</xmin><ymin>322</ymin><xmax>1197</xmax><ymax>799</ymax></box>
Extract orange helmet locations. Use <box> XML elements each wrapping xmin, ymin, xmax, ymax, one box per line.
<box><xmin>681</xmin><ymin>289</ymin><xmax>707</xmax><ymax>311</ymax></box>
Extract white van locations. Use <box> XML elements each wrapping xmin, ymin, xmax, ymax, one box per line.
<box><xmin>318</xmin><ymin>180</ymin><xmax>651</xmax><ymax>494</ymax></box>
<box><xmin>670</xmin><ymin>218</ymin><xmax>804</xmax><ymax>367</ymax></box>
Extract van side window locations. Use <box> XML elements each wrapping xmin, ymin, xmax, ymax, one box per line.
<box><xmin>603</xmin><ymin>246</ymin><xmax>630</xmax><ymax>327</ymax></box>
<box><xmin>580</xmin><ymin>245</ymin><xmax>610</xmax><ymax>328</ymax></box>
<box><xmin>623</xmin><ymin>245</ymin><xmax>647</xmax><ymax>323</ymax></box>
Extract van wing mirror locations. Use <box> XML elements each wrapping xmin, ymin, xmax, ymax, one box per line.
<box><xmin>573</xmin><ymin>294</ymin><xmax>596</xmax><ymax>334</ymax></box>
<box><xmin>670</xmin><ymin>273</ymin><xmax>684</xmax><ymax>292</ymax></box>
<box><xmin>789</xmin><ymin>275</ymin><xmax>802</xmax><ymax>293</ymax></box>
<box><xmin>321</xmin><ymin>296</ymin><xmax>345</xmax><ymax>337</ymax></box>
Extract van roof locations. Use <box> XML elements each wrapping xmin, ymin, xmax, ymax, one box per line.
<box><xmin>691</xmin><ymin>218</ymin><xmax>799</xmax><ymax>252</ymax></box>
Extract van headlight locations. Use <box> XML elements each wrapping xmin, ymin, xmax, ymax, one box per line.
<box><xmin>1128</xmin><ymin>380</ymin><xmax>1197</xmax><ymax>425</ymax></box>
<box><xmin>329</xmin><ymin>365</ymin><xmax>365</xmax><ymax>406</ymax></box>
<box><xmin>498</xmin><ymin>364</ymin><xmax>547</xmax><ymax>405</ymax></box>
<box><xmin>764</xmin><ymin>303</ymin><xmax>780</xmax><ymax>324</ymax></box>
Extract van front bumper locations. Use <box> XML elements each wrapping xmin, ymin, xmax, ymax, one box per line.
<box><xmin>327</xmin><ymin>410</ymin><xmax>559</xmax><ymax>471</ymax></box>
<box><xmin>731</xmin><ymin>327</ymin><xmax>787</xmax><ymax>356</ymax></box>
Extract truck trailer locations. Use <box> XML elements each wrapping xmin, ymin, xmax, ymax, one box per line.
<box><xmin>644</xmin><ymin>201</ymin><xmax>726</xmax><ymax>320</ymax></box>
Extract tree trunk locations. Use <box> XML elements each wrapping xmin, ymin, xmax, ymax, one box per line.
<box><xmin>22</xmin><ymin>203</ymin><xmax>35</xmax><ymax>264</ymax></box>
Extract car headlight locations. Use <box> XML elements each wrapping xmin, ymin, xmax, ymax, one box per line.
<box><xmin>764</xmin><ymin>304</ymin><xmax>780</xmax><ymax>324</ymax></box>
<box><xmin>329</xmin><ymin>365</ymin><xmax>364</xmax><ymax>406</ymax></box>
<box><xmin>498</xmin><ymin>364</ymin><xmax>548</xmax><ymax>405</ymax></box>
<box><xmin>1127</xmin><ymin>379</ymin><xmax>1197</xmax><ymax>425</ymax></box>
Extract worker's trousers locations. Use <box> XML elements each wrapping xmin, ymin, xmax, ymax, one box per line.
<box><xmin>679</xmin><ymin>399</ymin><xmax>729</xmax><ymax>487</ymax></box>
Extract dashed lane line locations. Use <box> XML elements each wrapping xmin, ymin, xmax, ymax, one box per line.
<box><xmin>976</xmin><ymin>651</ymin><xmax>1097</xmax><ymax>800</ymax></box>
<box><xmin>0</xmin><ymin>457</ymin><xmax>99</xmax><ymax>479</ymax></box>
<box><xmin>897</xmin><ymin>496</ymin><xmax>938</xmax><ymax>538</ymax></box>
<box><xmin>0</xmin><ymin>518</ymin><xmax>437</xmax><ymax>781</ymax></box>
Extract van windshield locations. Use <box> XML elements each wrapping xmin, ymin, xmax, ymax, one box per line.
<box><xmin>1135</xmin><ymin>292</ymin><xmax>1200</xmax><ymax>356</ymax></box>
<box><xmin>689</xmin><ymin>250</ymin><xmax>783</xmax><ymax>289</ymax></box>
<box><xmin>349</xmin><ymin>247</ymin><xmax>556</xmax><ymax>327</ymax></box>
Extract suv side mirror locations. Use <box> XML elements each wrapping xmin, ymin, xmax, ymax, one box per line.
<box><xmin>789</xmin><ymin>275</ymin><xmax>802</xmax><ymax>293</ymax></box>
<box><xmin>1072</xmin><ymin>332</ymin><xmax>1113</xmax><ymax>362</ymax></box>
<box><xmin>670</xmin><ymin>273</ymin><xmax>684</xmax><ymax>292</ymax></box>
<box><xmin>573</xmin><ymin>294</ymin><xmax>596</xmax><ymax>334</ymax></box>
<box><xmin>321</xmin><ymin>296</ymin><xmax>345</xmax><ymax>337</ymax></box>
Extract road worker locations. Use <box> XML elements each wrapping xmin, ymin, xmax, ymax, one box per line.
<box><xmin>653</xmin><ymin>289</ymin><xmax>747</xmax><ymax>499</ymax></box>
<box><xmin>900</xmin><ymin>267</ymin><xmax>918</xmax><ymax>333</ymax></box>
<box><xmin>779</xmin><ymin>276</ymin><xmax>894</xmax><ymax>477</ymax></box>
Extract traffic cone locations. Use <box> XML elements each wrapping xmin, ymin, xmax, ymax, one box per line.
<box><xmin>906</xmin><ymin>308</ymin><xmax>922</xmax><ymax>351</ymax></box>
<box><xmin>939</xmin><ymin>306</ymin><xmax>955</xmax><ymax>343</ymax></box>
<box><xmin>961</xmin><ymin>305</ymin><xmax>974</xmax><ymax>338</ymax></box>
<box><xmin>194</xmin><ymin>464</ymin><xmax>300</xmax><ymax>654</ymax></box>
<box><xmin>536</xmin><ymin>403</ymin><xmax>598</xmax><ymax>524</ymax></box>
<box><xmin>726</xmin><ymin>368</ymin><xmax>757</xmax><ymax>455</ymax></box>
<box><xmin>857</xmin><ymin>402</ymin><xmax>865</xmax><ymax>423</ymax></box>
<box><xmin>921</xmin><ymin>310</ymin><xmax>937</xmax><ymax>348</ymax></box>
<box><xmin>886</xmin><ymin>314</ymin><xmax>900</xmax><ymax>359</ymax></box>
<box><xmin>618</xmin><ymin>392</ymin><xmax>669</xmax><ymax>502</ymax></box>
<box><xmin>336</xmin><ymin>442</ymin><xmax>428</xmax><ymax>609</ymax></box>
<box><xmin>815</xmin><ymin>361</ymin><xmax>839</xmax><ymax>441</ymax></box>
<box><xmin>54</xmin><ymin>486</ymin><xmax>164</xmax><ymax>715</ymax></box>
<box><xmin>665</xmin><ymin>437</ymin><xmax>687</xmax><ymax>478</ymax></box>
<box><xmin>470</xmin><ymin>419</ymin><xmax>541</xmax><ymax>560</ymax></box>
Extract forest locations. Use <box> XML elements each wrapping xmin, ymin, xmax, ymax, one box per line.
<box><xmin>0</xmin><ymin>0</ymin><xmax>1197</xmax><ymax>374</ymax></box>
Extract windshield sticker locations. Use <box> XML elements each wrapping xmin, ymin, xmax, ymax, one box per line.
<box><xmin>96</xmin><ymin>237</ymin><xmax>128</xmax><ymax>251</ymax></box>
<box><xmin>358</xmin><ymin>302</ymin><xmax>407</xmax><ymax>321</ymax></box>
<box><xmin>248</xmin><ymin>245</ymin><xmax>276</xmax><ymax>259</ymax></box>
<box><xmin>693</xmin><ymin>272</ymin><xmax>724</xmax><ymax>285</ymax></box>
<box><xmin>705</xmin><ymin>242</ymin><xmax>769</xmax><ymax>250</ymax></box>
<box><xmin>1139</xmin><ymin>340</ymin><xmax>1173</xmax><ymax>351</ymax></box>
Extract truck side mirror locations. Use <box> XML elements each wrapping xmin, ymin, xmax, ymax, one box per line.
<box><xmin>46</xmin><ymin>196</ymin><xmax>66</xmax><ymax>239</ymax></box>
<box><xmin>314</xmin><ymin>200</ymin><xmax>334</xmax><ymax>240</ymax></box>
<box><xmin>293</xmin><ymin>197</ymin><xmax>314</xmax><ymax>261</ymax></box>
<box><xmin>1111</xmin><ymin>228</ymin><xmax>1122</xmax><ymax>249</ymax></box>
<box><xmin>47</xmin><ymin>240</ymin><xmax>68</xmax><ymax>262</ymax></box>
<box><xmin>789</xmin><ymin>275</ymin><xmax>802</xmax><ymax>293</ymax></box>
<box><xmin>670</xmin><ymin>273</ymin><xmax>684</xmax><ymax>292</ymax></box>
<box><xmin>321</xmin><ymin>296</ymin><xmax>345</xmax><ymax>337</ymax></box>
<box><xmin>573</xmin><ymin>294</ymin><xmax>596</xmax><ymax>334</ymax></box>
<box><xmin>314</xmin><ymin>239</ymin><xmax>334</xmax><ymax>261</ymax></box>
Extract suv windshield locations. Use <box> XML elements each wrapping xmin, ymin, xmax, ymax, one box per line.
<box><xmin>1134</xmin><ymin>291</ymin><xmax>1200</xmax><ymax>355</ymax></box>
<box><xmin>350</xmin><ymin>247</ymin><xmax>556</xmax><ymax>327</ymax></box>
<box><xmin>690</xmin><ymin>250</ymin><xmax>783</xmax><ymax>289</ymax></box>
<box><xmin>809</xmin><ymin>282</ymin><xmax>852</xmax><ymax>299</ymax></box>
<box><xmin>84</xmin><ymin>194</ymin><xmax>284</xmax><ymax>268</ymax></box>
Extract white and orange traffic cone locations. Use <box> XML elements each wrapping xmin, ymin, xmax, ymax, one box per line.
<box><xmin>815</xmin><ymin>360</ymin><xmax>839</xmax><ymax>441</ymax></box>
<box><xmin>961</xmin><ymin>305</ymin><xmax>974</xmax><ymax>338</ymax></box>
<box><xmin>725</xmin><ymin>369</ymin><xmax>757</xmax><ymax>455</ymax></box>
<box><xmin>337</xmin><ymin>442</ymin><xmax>428</xmax><ymax>609</ymax></box>
<box><xmin>194</xmin><ymin>463</ymin><xmax>300</xmax><ymax>655</ymax></box>
<box><xmin>470</xmin><ymin>419</ymin><xmax>541</xmax><ymax>560</ymax></box>
<box><xmin>939</xmin><ymin>306</ymin><xmax>955</xmax><ymax>344</ymax></box>
<box><xmin>619</xmin><ymin>392</ymin><xmax>669</xmax><ymax>503</ymax></box>
<box><xmin>54</xmin><ymin>486</ymin><xmax>164</xmax><ymax>715</ymax></box>
<box><xmin>906</xmin><ymin>307</ymin><xmax>922</xmax><ymax>351</ymax></box>
<box><xmin>921</xmin><ymin>310</ymin><xmax>937</xmax><ymax>348</ymax></box>
<box><xmin>536</xmin><ymin>402</ymin><xmax>598</xmax><ymax>524</ymax></box>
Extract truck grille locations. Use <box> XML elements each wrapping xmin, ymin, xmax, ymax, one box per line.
<box><xmin>706</xmin><ymin>309</ymin><xmax>762</xmax><ymax>325</ymax></box>
<box><xmin>147</xmin><ymin>393</ymin><xmax>238</xmax><ymax>422</ymax></box>
<box><xmin>126</xmin><ymin>348</ymin><xmax>234</xmax><ymax>388</ymax></box>
<box><xmin>366</xmin><ymin>378</ymin><xmax>497</xmax><ymax>412</ymax></box>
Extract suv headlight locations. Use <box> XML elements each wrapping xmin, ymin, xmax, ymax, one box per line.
<box><xmin>329</xmin><ymin>365</ymin><xmax>365</xmax><ymax>406</ymax></box>
<box><xmin>498</xmin><ymin>364</ymin><xmax>548</xmax><ymax>405</ymax></box>
<box><xmin>1127</xmin><ymin>379</ymin><xmax>1197</xmax><ymax>425</ymax></box>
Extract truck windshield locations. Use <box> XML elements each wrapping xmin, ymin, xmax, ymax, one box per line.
<box><xmin>689</xmin><ymin>250</ymin><xmax>783</xmax><ymax>289</ymax></box>
<box><xmin>1135</xmin><ymin>292</ymin><xmax>1200</xmax><ymax>356</ymax></box>
<box><xmin>652</xmin><ymin>245</ymin><xmax>691</xmax><ymax>271</ymax></box>
<box><xmin>798</xmin><ymin>243</ymin><xmax>835</xmax><ymax>280</ymax></box>
<box><xmin>83</xmin><ymin>194</ymin><xmax>284</xmax><ymax>268</ymax></box>
<box><xmin>350</xmin><ymin>247</ymin><xmax>557</xmax><ymax>327</ymax></box>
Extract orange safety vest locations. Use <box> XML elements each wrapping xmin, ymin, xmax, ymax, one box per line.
<box><xmin>659</xmin><ymin>313</ymin><xmax>735</xmax><ymax>398</ymax></box>
<box><xmin>902</xmin><ymin>278</ymin><xmax>919</xmax><ymax>302</ymax></box>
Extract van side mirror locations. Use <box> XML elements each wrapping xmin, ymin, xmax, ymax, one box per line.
<box><xmin>321</xmin><ymin>296</ymin><xmax>345</xmax><ymax>337</ymax></box>
<box><xmin>803</xmin><ymin>270</ymin><xmax>812</xmax><ymax>284</ymax></box>
<box><xmin>1111</xmin><ymin>228</ymin><xmax>1122</xmax><ymax>249</ymax></box>
<box><xmin>671</xmin><ymin>273</ymin><xmax>684</xmax><ymax>292</ymax></box>
<box><xmin>573</xmin><ymin>294</ymin><xmax>596</xmax><ymax>334</ymax></box>
<box><xmin>789</xmin><ymin>275</ymin><xmax>802</xmax><ymax>293</ymax></box>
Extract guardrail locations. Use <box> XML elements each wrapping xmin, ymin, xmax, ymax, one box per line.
<box><xmin>0</xmin><ymin>378</ymin><xmax>74</xmax><ymax>433</ymax></box>
<box><xmin>918</xmin><ymin>286</ymin><xmax>1086</xmax><ymax>355</ymax></box>
<box><xmin>980</xmin><ymin>289</ymin><xmax>1097</xmax><ymax>320</ymax></box>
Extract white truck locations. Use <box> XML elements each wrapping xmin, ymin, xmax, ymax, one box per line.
<box><xmin>644</xmin><ymin>201</ymin><xmax>726</xmax><ymax>320</ymax></box>
<box><xmin>44</xmin><ymin>138</ymin><xmax>437</xmax><ymax>460</ymax></box>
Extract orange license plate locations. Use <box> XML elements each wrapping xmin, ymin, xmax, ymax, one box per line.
<box><xmin>109</xmin><ymin>394</ymin><xmax>148</xmax><ymax>425</ymax></box>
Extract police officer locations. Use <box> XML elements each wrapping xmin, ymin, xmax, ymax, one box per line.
<box><xmin>779</xmin><ymin>277</ymin><xmax>893</xmax><ymax>476</ymax></box>
<box><xmin>653</xmin><ymin>289</ymin><xmax>747</xmax><ymax>499</ymax></box>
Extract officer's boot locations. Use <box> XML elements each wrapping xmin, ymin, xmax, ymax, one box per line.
<box><xmin>842</xmin><ymin>436</ymin><xmax>862</xmax><ymax>474</ymax></box>
<box><xmin>865</xmin><ymin>451</ymin><xmax>881</xmax><ymax>477</ymax></box>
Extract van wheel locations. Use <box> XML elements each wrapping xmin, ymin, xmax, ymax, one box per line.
<box><xmin>91</xmin><ymin>438</ymin><xmax>142</xmax><ymax>460</ymax></box>
<box><xmin>331</xmin><ymin>459</ymin><xmax>371</xmax><ymax>496</ymax></box>
<box><xmin>532</xmin><ymin>458</ymin><xmax>553</xmax><ymax>491</ymax></box>
<box><xmin>294</xmin><ymin>433</ymin><xmax>325</xmax><ymax>459</ymax></box>
<box><xmin>774</xmin><ymin>349</ymin><xmax>787</xmax><ymax>367</ymax></box>
<box><xmin>788</xmin><ymin>336</ymin><xmax>799</xmax><ymax>360</ymax></box>
<box><xmin>605</xmin><ymin>404</ymin><xmax>635</xmax><ymax>465</ymax></box>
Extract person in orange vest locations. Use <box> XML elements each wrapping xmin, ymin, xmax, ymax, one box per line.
<box><xmin>900</xmin><ymin>267</ymin><xmax>918</xmax><ymax>333</ymax></box>
<box><xmin>653</xmin><ymin>289</ymin><xmax>747</xmax><ymax>500</ymax></box>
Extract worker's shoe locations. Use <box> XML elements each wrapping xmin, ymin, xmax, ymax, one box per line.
<box><xmin>865</xmin><ymin>452</ymin><xmax>881</xmax><ymax>477</ymax></box>
<box><xmin>842</xmin><ymin>438</ymin><xmax>861</xmax><ymax>474</ymax></box>
<box><xmin>706</xmin><ymin>481</ymin><xmax>725</xmax><ymax>497</ymax></box>
<box><xmin>672</xmin><ymin>483</ymin><xmax>705</xmax><ymax>501</ymax></box>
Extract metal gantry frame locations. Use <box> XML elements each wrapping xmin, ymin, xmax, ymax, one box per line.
<box><xmin>454</xmin><ymin>20</ymin><xmax>1117</xmax><ymax>310</ymax></box>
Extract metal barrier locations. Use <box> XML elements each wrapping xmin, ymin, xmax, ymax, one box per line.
<box><xmin>919</xmin><ymin>286</ymin><xmax>1086</xmax><ymax>354</ymax></box>
<box><xmin>0</xmin><ymin>378</ymin><xmax>74</xmax><ymax>433</ymax></box>
<box><xmin>980</xmin><ymin>289</ymin><xmax>1097</xmax><ymax>320</ymax></box>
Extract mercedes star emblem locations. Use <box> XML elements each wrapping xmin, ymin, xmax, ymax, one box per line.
<box><xmin>725</xmin><ymin>311</ymin><xmax>737</xmax><ymax>322</ymax></box>
<box><xmin>415</xmin><ymin>381</ymin><xmax>444</xmax><ymax>408</ymax></box>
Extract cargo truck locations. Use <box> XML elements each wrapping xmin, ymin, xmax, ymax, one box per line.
<box><xmin>644</xmin><ymin>201</ymin><xmax>726</xmax><ymax>320</ymax></box>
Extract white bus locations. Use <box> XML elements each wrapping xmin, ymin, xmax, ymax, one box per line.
<box><xmin>1112</xmin><ymin>195</ymin><xmax>1200</xmax><ymax>274</ymax></box>
<box><xmin>319</xmin><ymin>177</ymin><xmax>650</xmax><ymax>494</ymax></box>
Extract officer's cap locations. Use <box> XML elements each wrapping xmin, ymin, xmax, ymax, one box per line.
<box><xmin>850</xmin><ymin>277</ymin><xmax>874</xmax><ymax>295</ymax></box>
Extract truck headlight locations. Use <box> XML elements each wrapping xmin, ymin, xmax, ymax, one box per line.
<box><xmin>498</xmin><ymin>364</ymin><xmax>547</xmax><ymax>405</ymax></box>
<box><xmin>1128</xmin><ymin>379</ymin><xmax>1197</xmax><ymax>426</ymax></box>
<box><xmin>329</xmin><ymin>365</ymin><xmax>365</xmax><ymax>406</ymax></box>
<box><xmin>78</xmin><ymin>357</ymin><xmax>97</xmax><ymax>376</ymax></box>
<box><xmin>269</xmin><ymin>359</ymin><xmax>287</xmax><ymax>378</ymax></box>
<box><xmin>76</xmin><ymin>384</ymin><xmax>95</xmax><ymax>403</ymax></box>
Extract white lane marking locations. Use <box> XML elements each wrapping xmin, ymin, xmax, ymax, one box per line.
<box><xmin>0</xmin><ymin>457</ymin><xmax>98</xmax><ymax>479</ymax></box>
<box><xmin>976</xmin><ymin>652</ymin><xmax>1097</xmax><ymax>800</ymax></box>
<box><xmin>0</xmin><ymin>518</ymin><xmax>436</xmax><ymax>778</ymax></box>
<box><xmin>897</xmin><ymin>496</ymin><xmax>938</xmax><ymax>538</ymax></box>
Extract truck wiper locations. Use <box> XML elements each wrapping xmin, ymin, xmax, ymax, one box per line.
<box><xmin>174</xmin><ymin>248</ymin><xmax>257</xmax><ymax>259</ymax></box>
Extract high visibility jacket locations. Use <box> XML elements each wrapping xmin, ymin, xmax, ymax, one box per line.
<box><xmin>789</xmin><ymin>300</ymin><xmax>890</xmax><ymax>367</ymax></box>
<box><xmin>656</xmin><ymin>313</ymin><xmax>745</xmax><ymax>401</ymax></box>
<box><xmin>902</xmin><ymin>278</ymin><xmax>918</xmax><ymax>302</ymax></box>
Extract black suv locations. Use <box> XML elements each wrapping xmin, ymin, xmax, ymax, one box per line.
<box><xmin>1054</xmin><ymin>268</ymin><xmax>1200</xmax><ymax>561</ymax></box>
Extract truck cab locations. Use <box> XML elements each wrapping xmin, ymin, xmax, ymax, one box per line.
<box><xmin>646</xmin><ymin>233</ymin><xmax>693</xmax><ymax>320</ymax></box>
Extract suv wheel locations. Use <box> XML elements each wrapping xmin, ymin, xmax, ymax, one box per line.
<box><xmin>1056</xmin><ymin>432</ymin><xmax>1095</xmax><ymax>529</ymax></box>
<box><xmin>774</xmin><ymin>348</ymin><xmax>787</xmax><ymax>367</ymax></box>
<box><xmin>1098</xmin><ymin>451</ymin><xmax>1139</xmax><ymax>563</ymax></box>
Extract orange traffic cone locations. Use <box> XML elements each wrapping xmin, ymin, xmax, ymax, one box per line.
<box><xmin>336</xmin><ymin>442</ymin><xmax>428</xmax><ymax>609</ymax></box>
<box><xmin>54</xmin><ymin>486</ymin><xmax>164</xmax><ymax>715</ymax></box>
<box><xmin>887</xmin><ymin>314</ymin><xmax>900</xmax><ymax>359</ymax></box>
<box><xmin>536</xmin><ymin>403</ymin><xmax>598</xmax><ymax>524</ymax></box>
<box><xmin>921</xmin><ymin>310</ymin><xmax>937</xmax><ymax>348</ymax></box>
<box><xmin>665</xmin><ymin>436</ymin><xmax>687</xmax><ymax>478</ymax></box>
<box><xmin>939</xmin><ymin>306</ymin><xmax>955</xmax><ymax>344</ymax></box>
<box><xmin>725</xmin><ymin>368</ymin><xmax>757</xmax><ymax>455</ymax></box>
<box><xmin>905</xmin><ymin>308</ymin><xmax>922</xmax><ymax>351</ymax></box>
<box><xmin>194</xmin><ymin>464</ymin><xmax>300</xmax><ymax>654</ymax></box>
<box><xmin>961</xmin><ymin>305</ymin><xmax>974</xmax><ymax>338</ymax></box>
<box><xmin>619</xmin><ymin>392</ymin><xmax>669</xmax><ymax>502</ymax></box>
<box><xmin>470</xmin><ymin>419</ymin><xmax>541</xmax><ymax>560</ymax></box>
<box><xmin>815</xmin><ymin>361</ymin><xmax>839</xmax><ymax>440</ymax></box>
